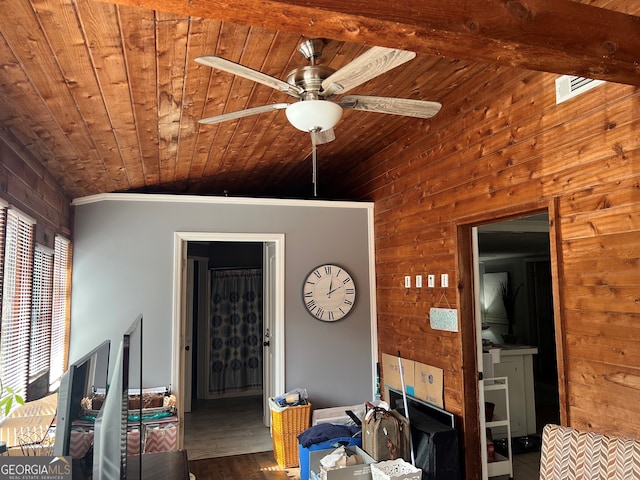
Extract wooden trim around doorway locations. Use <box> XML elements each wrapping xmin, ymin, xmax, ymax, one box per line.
<box><xmin>455</xmin><ymin>199</ymin><xmax>566</xmax><ymax>479</ymax></box>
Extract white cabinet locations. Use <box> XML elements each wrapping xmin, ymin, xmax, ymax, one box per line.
<box><xmin>490</xmin><ymin>346</ymin><xmax>538</xmax><ymax>438</ymax></box>
<box><xmin>484</xmin><ymin>377</ymin><xmax>513</xmax><ymax>479</ymax></box>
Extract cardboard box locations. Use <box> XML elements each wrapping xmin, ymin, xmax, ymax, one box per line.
<box><xmin>299</xmin><ymin>436</ymin><xmax>363</xmax><ymax>480</ymax></box>
<box><xmin>381</xmin><ymin>353</ymin><xmax>415</xmax><ymax>396</ymax></box>
<box><xmin>310</xmin><ymin>446</ymin><xmax>376</xmax><ymax>480</ymax></box>
<box><xmin>413</xmin><ymin>361</ymin><xmax>444</xmax><ymax>408</ymax></box>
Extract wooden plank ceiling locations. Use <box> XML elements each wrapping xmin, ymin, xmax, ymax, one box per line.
<box><xmin>1</xmin><ymin>0</ymin><xmax>638</xmax><ymax>200</ymax></box>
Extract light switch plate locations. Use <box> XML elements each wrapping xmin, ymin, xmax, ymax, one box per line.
<box><xmin>441</xmin><ymin>274</ymin><xmax>449</xmax><ymax>288</ymax></box>
<box><xmin>404</xmin><ymin>276</ymin><xmax>411</xmax><ymax>288</ymax></box>
<box><xmin>416</xmin><ymin>275</ymin><xmax>423</xmax><ymax>288</ymax></box>
<box><xmin>428</xmin><ymin>274</ymin><xmax>435</xmax><ymax>288</ymax></box>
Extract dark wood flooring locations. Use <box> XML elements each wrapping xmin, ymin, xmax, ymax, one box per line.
<box><xmin>188</xmin><ymin>451</ymin><xmax>299</xmax><ymax>480</ymax></box>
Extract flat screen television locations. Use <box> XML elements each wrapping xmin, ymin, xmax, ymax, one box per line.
<box><xmin>53</xmin><ymin>339</ymin><xmax>111</xmax><ymax>457</ymax></box>
<box><xmin>386</xmin><ymin>385</ymin><xmax>455</xmax><ymax>428</ymax></box>
<box><xmin>93</xmin><ymin>314</ymin><xmax>143</xmax><ymax>480</ymax></box>
<box><xmin>386</xmin><ymin>386</ymin><xmax>460</xmax><ymax>479</ymax></box>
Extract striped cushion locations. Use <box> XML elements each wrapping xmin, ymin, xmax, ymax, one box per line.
<box><xmin>540</xmin><ymin>424</ymin><xmax>640</xmax><ymax>480</ymax></box>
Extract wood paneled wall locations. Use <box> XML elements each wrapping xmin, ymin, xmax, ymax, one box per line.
<box><xmin>0</xmin><ymin>138</ymin><xmax>72</xmax><ymax>246</ymax></box>
<box><xmin>337</xmin><ymin>66</ymin><xmax>640</xmax><ymax>477</ymax></box>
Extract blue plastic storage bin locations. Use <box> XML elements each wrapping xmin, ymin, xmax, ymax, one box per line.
<box><xmin>298</xmin><ymin>436</ymin><xmax>362</xmax><ymax>480</ymax></box>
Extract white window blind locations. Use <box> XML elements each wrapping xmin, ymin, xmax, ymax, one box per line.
<box><xmin>30</xmin><ymin>245</ymin><xmax>54</xmax><ymax>379</ymax></box>
<box><xmin>0</xmin><ymin>205</ymin><xmax>5</xmax><ymax>311</ymax></box>
<box><xmin>50</xmin><ymin>235</ymin><xmax>71</xmax><ymax>389</ymax></box>
<box><xmin>0</xmin><ymin>209</ymin><xmax>35</xmax><ymax>402</ymax></box>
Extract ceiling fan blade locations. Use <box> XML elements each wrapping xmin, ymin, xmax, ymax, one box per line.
<box><xmin>199</xmin><ymin>103</ymin><xmax>290</xmax><ymax>125</ymax></box>
<box><xmin>321</xmin><ymin>47</ymin><xmax>416</xmax><ymax>97</ymax></box>
<box><xmin>338</xmin><ymin>95</ymin><xmax>442</xmax><ymax>119</ymax></box>
<box><xmin>195</xmin><ymin>56</ymin><xmax>304</xmax><ymax>97</ymax></box>
<box><xmin>311</xmin><ymin>128</ymin><xmax>336</xmax><ymax>145</ymax></box>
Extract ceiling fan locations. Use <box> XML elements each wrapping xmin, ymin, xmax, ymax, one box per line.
<box><xmin>195</xmin><ymin>38</ymin><xmax>442</xmax><ymax>143</ymax></box>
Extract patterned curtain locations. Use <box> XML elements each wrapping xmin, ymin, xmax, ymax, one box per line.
<box><xmin>209</xmin><ymin>268</ymin><xmax>263</xmax><ymax>395</ymax></box>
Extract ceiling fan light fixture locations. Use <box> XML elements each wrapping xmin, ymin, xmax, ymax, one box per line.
<box><xmin>285</xmin><ymin>100</ymin><xmax>343</xmax><ymax>132</ymax></box>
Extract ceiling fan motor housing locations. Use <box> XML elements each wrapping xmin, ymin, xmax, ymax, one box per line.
<box><xmin>286</xmin><ymin>66</ymin><xmax>336</xmax><ymax>100</ymax></box>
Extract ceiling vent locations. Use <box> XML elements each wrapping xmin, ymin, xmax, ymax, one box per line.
<box><xmin>555</xmin><ymin>75</ymin><xmax>605</xmax><ymax>104</ymax></box>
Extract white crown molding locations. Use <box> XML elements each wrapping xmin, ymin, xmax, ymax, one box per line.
<box><xmin>71</xmin><ymin>192</ymin><xmax>373</xmax><ymax>211</ymax></box>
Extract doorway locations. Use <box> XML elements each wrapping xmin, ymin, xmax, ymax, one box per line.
<box><xmin>473</xmin><ymin>212</ymin><xmax>560</xmax><ymax>479</ymax></box>
<box><xmin>189</xmin><ymin>242</ymin><xmax>265</xmax><ymax>404</ymax></box>
<box><xmin>172</xmin><ymin>232</ymin><xmax>285</xmax><ymax>452</ymax></box>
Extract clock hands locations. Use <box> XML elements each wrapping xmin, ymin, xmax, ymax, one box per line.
<box><xmin>304</xmin><ymin>264</ymin><xmax>356</xmax><ymax>321</ymax></box>
<box><xmin>327</xmin><ymin>276</ymin><xmax>346</xmax><ymax>297</ymax></box>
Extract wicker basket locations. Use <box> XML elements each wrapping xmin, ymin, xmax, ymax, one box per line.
<box><xmin>371</xmin><ymin>459</ymin><xmax>422</xmax><ymax>480</ymax></box>
<box><xmin>272</xmin><ymin>430</ymin><xmax>301</xmax><ymax>468</ymax></box>
<box><xmin>269</xmin><ymin>398</ymin><xmax>311</xmax><ymax>467</ymax></box>
<box><xmin>269</xmin><ymin>398</ymin><xmax>311</xmax><ymax>434</ymax></box>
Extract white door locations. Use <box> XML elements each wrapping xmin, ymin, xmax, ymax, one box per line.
<box><xmin>473</xmin><ymin>227</ymin><xmax>491</xmax><ymax>480</ymax></box>
<box><xmin>263</xmin><ymin>242</ymin><xmax>276</xmax><ymax>426</ymax></box>
<box><xmin>184</xmin><ymin>257</ymin><xmax>209</xmax><ymax>412</ymax></box>
<box><xmin>184</xmin><ymin>259</ymin><xmax>195</xmax><ymax>413</ymax></box>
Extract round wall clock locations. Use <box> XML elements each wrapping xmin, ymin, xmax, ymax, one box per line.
<box><xmin>303</xmin><ymin>264</ymin><xmax>356</xmax><ymax>321</ymax></box>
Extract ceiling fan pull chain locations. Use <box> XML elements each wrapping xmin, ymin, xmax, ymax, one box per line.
<box><xmin>311</xmin><ymin>130</ymin><xmax>318</xmax><ymax>197</ymax></box>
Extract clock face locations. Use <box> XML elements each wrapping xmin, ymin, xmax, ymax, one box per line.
<box><xmin>303</xmin><ymin>264</ymin><xmax>356</xmax><ymax>321</ymax></box>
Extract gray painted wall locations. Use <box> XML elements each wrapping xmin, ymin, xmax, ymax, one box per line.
<box><xmin>70</xmin><ymin>194</ymin><xmax>375</xmax><ymax>408</ymax></box>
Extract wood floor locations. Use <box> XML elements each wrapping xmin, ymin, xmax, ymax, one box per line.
<box><xmin>184</xmin><ymin>396</ymin><xmax>273</xmax><ymax>460</ymax></box>
<box><xmin>188</xmin><ymin>451</ymin><xmax>298</xmax><ymax>480</ymax></box>
<box><xmin>184</xmin><ymin>396</ymin><xmax>301</xmax><ymax>479</ymax></box>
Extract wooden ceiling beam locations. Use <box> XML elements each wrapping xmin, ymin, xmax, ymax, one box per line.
<box><xmin>104</xmin><ymin>0</ymin><xmax>640</xmax><ymax>85</ymax></box>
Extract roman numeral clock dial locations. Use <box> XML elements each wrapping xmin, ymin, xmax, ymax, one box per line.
<box><xmin>303</xmin><ymin>264</ymin><xmax>356</xmax><ymax>321</ymax></box>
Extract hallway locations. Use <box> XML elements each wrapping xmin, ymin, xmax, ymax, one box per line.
<box><xmin>183</xmin><ymin>396</ymin><xmax>272</xmax><ymax>460</ymax></box>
